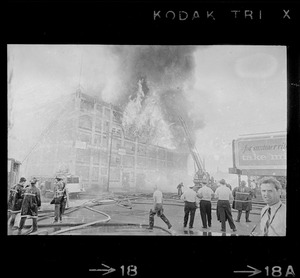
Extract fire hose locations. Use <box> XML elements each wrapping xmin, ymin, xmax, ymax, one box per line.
<box><xmin>29</xmin><ymin>198</ymin><xmax>133</xmax><ymax>235</ymax></box>
<box><xmin>48</xmin><ymin>205</ymin><xmax>111</xmax><ymax>235</ymax></box>
<box><xmin>26</xmin><ymin>195</ymin><xmax>266</xmax><ymax>236</ymax></box>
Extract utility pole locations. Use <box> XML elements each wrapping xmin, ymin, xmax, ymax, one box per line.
<box><xmin>106</xmin><ymin>130</ymin><xmax>114</xmax><ymax>192</ymax></box>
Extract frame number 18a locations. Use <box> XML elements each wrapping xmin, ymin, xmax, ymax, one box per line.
<box><xmin>265</xmin><ymin>266</ymin><xmax>295</xmax><ymax>277</ymax></box>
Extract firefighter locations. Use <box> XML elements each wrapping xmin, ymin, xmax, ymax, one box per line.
<box><xmin>232</xmin><ymin>180</ymin><xmax>254</xmax><ymax>222</ymax></box>
<box><xmin>7</xmin><ymin>177</ymin><xmax>26</xmax><ymax>229</ymax></box>
<box><xmin>18</xmin><ymin>177</ymin><xmax>41</xmax><ymax>234</ymax></box>
<box><xmin>52</xmin><ymin>176</ymin><xmax>65</xmax><ymax>223</ymax></box>
<box><xmin>60</xmin><ymin>178</ymin><xmax>68</xmax><ymax>217</ymax></box>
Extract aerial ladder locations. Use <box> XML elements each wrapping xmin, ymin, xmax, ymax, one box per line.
<box><xmin>178</xmin><ymin>116</ymin><xmax>209</xmax><ymax>186</ymax></box>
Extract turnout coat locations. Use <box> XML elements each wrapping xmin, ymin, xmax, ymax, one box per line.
<box><xmin>20</xmin><ymin>185</ymin><xmax>41</xmax><ymax>218</ymax></box>
<box><xmin>8</xmin><ymin>183</ymin><xmax>25</xmax><ymax>213</ymax></box>
<box><xmin>232</xmin><ymin>186</ymin><xmax>253</xmax><ymax>211</ymax></box>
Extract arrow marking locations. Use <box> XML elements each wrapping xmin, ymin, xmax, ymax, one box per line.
<box><xmin>98</xmin><ymin>263</ymin><xmax>116</xmax><ymax>276</ymax></box>
<box><xmin>234</xmin><ymin>265</ymin><xmax>261</xmax><ymax>277</ymax></box>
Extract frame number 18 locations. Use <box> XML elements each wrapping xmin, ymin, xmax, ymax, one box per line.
<box><xmin>120</xmin><ymin>265</ymin><xmax>138</xmax><ymax>276</ymax></box>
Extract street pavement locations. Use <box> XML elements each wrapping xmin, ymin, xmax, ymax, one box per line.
<box><xmin>99</xmin><ymin>201</ymin><xmax>262</xmax><ymax>236</ymax></box>
<box><xmin>8</xmin><ymin>197</ymin><xmax>263</xmax><ymax>236</ymax></box>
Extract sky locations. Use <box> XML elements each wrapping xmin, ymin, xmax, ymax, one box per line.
<box><xmin>7</xmin><ymin>45</ymin><xmax>287</xmax><ymax>181</ymax></box>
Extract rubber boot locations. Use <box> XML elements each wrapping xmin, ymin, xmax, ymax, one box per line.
<box><xmin>32</xmin><ymin>218</ymin><xmax>38</xmax><ymax>233</ymax></box>
<box><xmin>9</xmin><ymin>214</ymin><xmax>16</xmax><ymax>228</ymax></box>
<box><xmin>7</xmin><ymin>211</ymin><xmax>11</xmax><ymax>222</ymax></box>
<box><xmin>18</xmin><ymin>217</ymin><xmax>26</xmax><ymax>235</ymax></box>
<box><xmin>245</xmin><ymin>211</ymin><xmax>251</xmax><ymax>222</ymax></box>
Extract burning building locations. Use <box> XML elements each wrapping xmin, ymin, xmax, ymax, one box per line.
<box><xmin>20</xmin><ymin>45</ymin><xmax>209</xmax><ymax>192</ymax></box>
<box><xmin>24</xmin><ymin>89</ymin><xmax>191</xmax><ymax>192</ymax></box>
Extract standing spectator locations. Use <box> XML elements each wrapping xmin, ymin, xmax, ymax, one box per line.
<box><xmin>250</xmin><ymin>179</ymin><xmax>257</xmax><ymax>199</ymax></box>
<box><xmin>60</xmin><ymin>179</ymin><xmax>69</xmax><ymax>216</ymax></box>
<box><xmin>39</xmin><ymin>181</ymin><xmax>46</xmax><ymax>198</ymax></box>
<box><xmin>250</xmin><ymin>179</ymin><xmax>257</xmax><ymax>190</ymax></box>
<box><xmin>52</xmin><ymin>176</ymin><xmax>65</xmax><ymax>223</ymax></box>
<box><xmin>147</xmin><ymin>185</ymin><xmax>172</xmax><ymax>230</ymax></box>
<box><xmin>181</xmin><ymin>184</ymin><xmax>199</xmax><ymax>229</ymax></box>
<box><xmin>177</xmin><ymin>182</ymin><xmax>184</xmax><ymax>197</ymax></box>
<box><xmin>8</xmin><ymin>177</ymin><xmax>26</xmax><ymax>229</ymax></box>
<box><xmin>210</xmin><ymin>180</ymin><xmax>219</xmax><ymax>192</ymax></box>
<box><xmin>197</xmin><ymin>181</ymin><xmax>214</xmax><ymax>229</ymax></box>
<box><xmin>215</xmin><ymin>179</ymin><xmax>237</xmax><ymax>233</ymax></box>
<box><xmin>226</xmin><ymin>183</ymin><xmax>232</xmax><ymax>191</ymax></box>
<box><xmin>258</xmin><ymin>177</ymin><xmax>286</xmax><ymax>236</ymax></box>
<box><xmin>232</xmin><ymin>181</ymin><xmax>254</xmax><ymax>222</ymax></box>
<box><xmin>18</xmin><ymin>177</ymin><xmax>41</xmax><ymax>234</ymax></box>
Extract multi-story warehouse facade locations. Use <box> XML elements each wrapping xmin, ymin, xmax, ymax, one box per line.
<box><xmin>25</xmin><ymin>90</ymin><xmax>190</xmax><ymax>192</ymax></box>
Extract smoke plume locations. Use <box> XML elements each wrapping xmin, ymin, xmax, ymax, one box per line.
<box><xmin>109</xmin><ymin>45</ymin><xmax>205</xmax><ymax>149</ymax></box>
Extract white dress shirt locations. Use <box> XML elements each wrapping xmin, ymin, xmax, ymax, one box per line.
<box><xmin>260</xmin><ymin>201</ymin><xmax>286</xmax><ymax>236</ymax></box>
<box><xmin>214</xmin><ymin>184</ymin><xmax>233</xmax><ymax>201</ymax></box>
<box><xmin>181</xmin><ymin>187</ymin><xmax>197</xmax><ymax>202</ymax></box>
<box><xmin>153</xmin><ymin>190</ymin><xmax>163</xmax><ymax>204</ymax></box>
<box><xmin>197</xmin><ymin>185</ymin><xmax>214</xmax><ymax>201</ymax></box>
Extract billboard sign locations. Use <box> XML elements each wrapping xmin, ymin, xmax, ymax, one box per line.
<box><xmin>233</xmin><ymin>134</ymin><xmax>286</xmax><ymax>170</ymax></box>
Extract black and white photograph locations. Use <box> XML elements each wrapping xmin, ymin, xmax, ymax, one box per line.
<box><xmin>5</xmin><ymin>1</ymin><xmax>300</xmax><ymax>277</ymax></box>
<box><xmin>7</xmin><ymin>44</ymin><xmax>287</xmax><ymax>237</ymax></box>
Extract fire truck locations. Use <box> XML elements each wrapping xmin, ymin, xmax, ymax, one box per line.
<box><xmin>34</xmin><ymin>173</ymin><xmax>85</xmax><ymax>199</ymax></box>
<box><xmin>64</xmin><ymin>174</ymin><xmax>85</xmax><ymax>198</ymax></box>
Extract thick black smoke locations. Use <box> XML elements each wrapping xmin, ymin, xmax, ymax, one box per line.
<box><xmin>110</xmin><ymin>45</ymin><xmax>205</xmax><ymax>148</ymax></box>
<box><xmin>111</xmin><ymin>45</ymin><xmax>195</xmax><ymax>92</ymax></box>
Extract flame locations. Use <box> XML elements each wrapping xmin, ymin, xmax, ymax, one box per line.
<box><xmin>122</xmin><ymin>80</ymin><xmax>176</xmax><ymax>149</ymax></box>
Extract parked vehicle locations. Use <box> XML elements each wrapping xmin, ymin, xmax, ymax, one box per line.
<box><xmin>65</xmin><ymin>174</ymin><xmax>85</xmax><ymax>198</ymax></box>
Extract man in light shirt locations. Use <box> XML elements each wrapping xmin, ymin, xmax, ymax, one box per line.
<box><xmin>147</xmin><ymin>185</ymin><xmax>172</xmax><ymax>230</ymax></box>
<box><xmin>214</xmin><ymin>179</ymin><xmax>237</xmax><ymax>233</ymax></box>
<box><xmin>197</xmin><ymin>181</ymin><xmax>214</xmax><ymax>229</ymax></box>
<box><xmin>258</xmin><ymin>177</ymin><xmax>286</xmax><ymax>236</ymax></box>
<box><xmin>181</xmin><ymin>184</ymin><xmax>199</xmax><ymax>229</ymax></box>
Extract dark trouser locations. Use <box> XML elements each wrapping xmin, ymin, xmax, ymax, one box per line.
<box><xmin>18</xmin><ymin>217</ymin><xmax>38</xmax><ymax>234</ymax></box>
<box><xmin>200</xmin><ymin>200</ymin><xmax>212</xmax><ymax>228</ymax></box>
<box><xmin>149</xmin><ymin>204</ymin><xmax>171</xmax><ymax>229</ymax></box>
<box><xmin>184</xmin><ymin>201</ymin><xmax>197</xmax><ymax>228</ymax></box>
<box><xmin>60</xmin><ymin>199</ymin><xmax>67</xmax><ymax>216</ymax></box>
<box><xmin>237</xmin><ymin>210</ymin><xmax>251</xmax><ymax>221</ymax></box>
<box><xmin>9</xmin><ymin>213</ymin><xmax>17</xmax><ymax>227</ymax></box>
<box><xmin>217</xmin><ymin>200</ymin><xmax>236</xmax><ymax>231</ymax></box>
<box><xmin>54</xmin><ymin>204</ymin><xmax>62</xmax><ymax>221</ymax></box>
